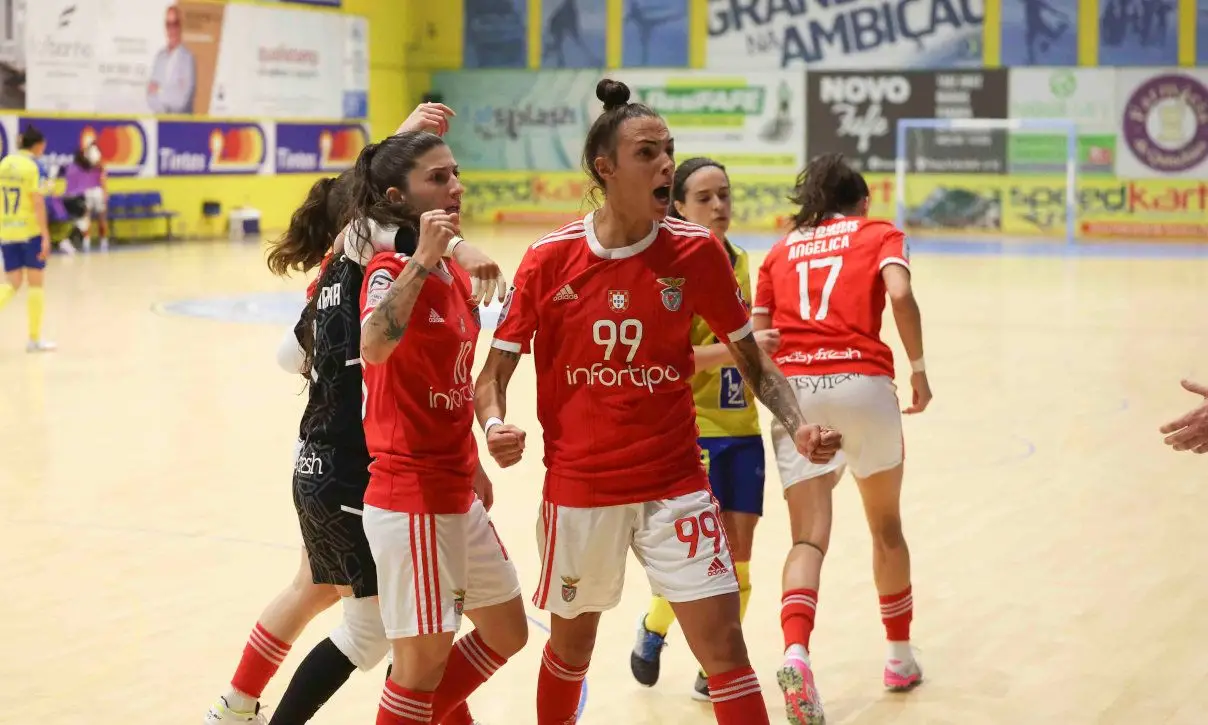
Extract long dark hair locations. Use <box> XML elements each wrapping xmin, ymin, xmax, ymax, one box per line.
<box><xmin>582</xmin><ymin>78</ymin><xmax>660</xmax><ymax>204</ymax></box>
<box><xmin>670</xmin><ymin>157</ymin><xmax>727</xmax><ymax>221</ymax></box>
<box><xmin>265</xmin><ymin>171</ymin><xmax>352</xmax><ymax>379</ymax></box>
<box><xmin>344</xmin><ymin>131</ymin><xmax>447</xmax><ymax>255</ymax></box>
<box><xmin>789</xmin><ymin>153</ymin><xmax>870</xmax><ymax>230</ymax></box>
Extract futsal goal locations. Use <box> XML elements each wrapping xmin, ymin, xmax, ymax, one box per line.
<box><xmin>894</xmin><ymin>118</ymin><xmax>1079</xmax><ymax>244</ymax></box>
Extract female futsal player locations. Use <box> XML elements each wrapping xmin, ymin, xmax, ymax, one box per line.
<box><xmin>204</xmin><ymin>105</ymin><xmax>502</xmax><ymax>725</ymax></box>
<box><xmin>629</xmin><ymin>157</ymin><xmax>780</xmax><ymax>700</ymax></box>
<box><xmin>474</xmin><ymin>79</ymin><xmax>841</xmax><ymax>725</ymax></box>
<box><xmin>354</xmin><ymin>130</ymin><xmax>529</xmax><ymax>725</ymax></box>
<box><xmin>60</xmin><ymin>143</ymin><xmax>108</xmax><ymax>253</ymax></box>
<box><xmin>753</xmin><ymin>152</ymin><xmax>932</xmax><ymax>725</ymax></box>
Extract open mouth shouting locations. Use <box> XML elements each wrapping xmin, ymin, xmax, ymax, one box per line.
<box><xmin>653</xmin><ymin>184</ymin><xmax>671</xmax><ymax>206</ymax></box>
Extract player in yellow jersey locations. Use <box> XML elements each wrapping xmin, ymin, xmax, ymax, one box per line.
<box><xmin>630</xmin><ymin>158</ymin><xmax>781</xmax><ymax>699</ymax></box>
<box><xmin>0</xmin><ymin>125</ymin><xmax>54</xmax><ymax>351</ymax></box>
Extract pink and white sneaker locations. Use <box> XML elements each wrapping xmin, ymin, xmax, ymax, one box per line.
<box><xmin>776</xmin><ymin>655</ymin><xmax>826</xmax><ymax>725</ymax></box>
<box><xmin>884</xmin><ymin>655</ymin><xmax>924</xmax><ymax>691</ymax></box>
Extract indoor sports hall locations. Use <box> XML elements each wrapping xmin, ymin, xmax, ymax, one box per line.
<box><xmin>2</xmin><ymin>2</ymin><xmax>1207</xmax><ymax>725</ymax></box>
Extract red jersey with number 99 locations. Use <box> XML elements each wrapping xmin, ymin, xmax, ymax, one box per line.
<box><xmin>754</xmin><ymin>215</ymin><xmax>909</xmax><ymax>379</ymax></box>
<box><xmin>492</xmin><ymin>214</ymin><xmax>752</xmax><ymax>508</ymax></box>
<box><xmin>359</xmin><ymin>252</ymin><xmax>480</xmax><ymax>515</ymax></box>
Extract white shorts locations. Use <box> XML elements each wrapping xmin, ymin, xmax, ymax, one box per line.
<box><xmin>770</xmin><ymin>374</ymin><xmax>904</xmax><ymax>487</ymax></box>
<box><xmin>363</xmin><ymin>498</ymin><xmax>521</xmax><ymax>639</ymax></box>
<box><xmin>533</xmin><ymin>489</ymin><xmax>738</xmax><ymax>618</ymax></box>
<box><xmin>83</xmin><ymin>187</ymin><xmax>106</xmax><ymax>215</ymax></box>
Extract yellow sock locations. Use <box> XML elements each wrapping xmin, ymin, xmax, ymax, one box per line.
<box><xmin>736</xmin><ymin>561</ymin><xmax>752</xmax><ymax>623</ymax></box>
<box><xmin>644</xmin><ymin>594</ymin><xmax>677</xmax><ymax>637</ymax></box>
<box><xmin>27</xmin><ymin>287</ymin><xmax>44</xmax><ymax>341</ymax></box>
<box><xmin>0</xmin><ymin>283</ymin><xmax>15</xmax><ymax>310</ymax></box>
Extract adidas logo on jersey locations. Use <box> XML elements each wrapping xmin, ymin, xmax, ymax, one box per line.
<box><xmin>707</xmin><ymin>557</ymin><xmax>729</xmax><ymax>578</ymax></box>
<box><xmin>552</xmin><ymin>284</ymin><xmax>578</xmax><ymax>302</ymax></box>
<box><xmin>428</xmin><ymin>309</ymin><xmax>445</xmax><ymax>324</ymax></box>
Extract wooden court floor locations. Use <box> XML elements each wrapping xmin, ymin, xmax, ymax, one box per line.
<box><xmin>2</xmin><ymin>227</ymin><xmax>1208</xmax><ymax>725</ymax></box>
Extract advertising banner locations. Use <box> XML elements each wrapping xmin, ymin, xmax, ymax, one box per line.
<box><xmin>157</xmin><ymin>120</ymin><xmax>273</xmax><ymax>176</ymax></box>
<box><xmin>275</xmin><ymin>122</ymin><xmax>368</xmax><ymax>174</ymax></box>
<box><xmin>621</xmin><ymin>0</ymin><xmax>689</xmax><ymax>68</ymax></box>
<box><xmin>433</xmin><ymin>70</ymin><xmax>599</xmax><ymax>172</ymax></box>
<box><xmin>1008</xmin><ymin>68</ymin><xmax>1117</xmax><ymax>175</ymax></box>
<box><xmin>999</xmin><ymin>0</ymin><xmax>1078</xmax><ymax>66</ymax></box>
<box><xmin>899</xmin><ymin>174</ymin><xmax>1208</xmax><ymax>239</ymax></box>
<box><xmin>614</xmin><ymin>70</ymin><xmax>805</xmax><ymax>173</ymax></box>
<box><xmin>21</xmin><ymin>0</ymin><xmax>365</xmax><ymax>119</ymax></box>
<box><xmin>806</xmin><ymin>70</ymin><xmax>1007</xmax><ymax>175</ymax></box>
<box><xmin>541</xmin><ymin>0</ymin><xmax>606</xmax><ymax>68</ymax></box>
<box><xmin>1114</xmin><ymin>69</ymin><xmax>1208</xmax><ymax>180</ymax></box>
<box><xmin>1097</xmin><ymin>0</ymin><xmax>1178</xmax><ymax>66</ymax></box>
<box><xmin>463</xmin><ymin>0</ymin><xmax>528</xmax><ymax>69</ymax></box>
<box><xmin>21</xmin><ymin>116</ymin><xmax>156</xmax><ymax>178</ymax></box>
<box><xmin>705</xmin><ymin>0</ymin><xmax>985</xmax><ymax>71</ymax></box>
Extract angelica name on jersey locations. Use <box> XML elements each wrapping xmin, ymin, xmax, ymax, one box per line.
<box><xmin>492</xmin><ymin>213</ymin><xmax>753</xmax><ymax>508</ymax></box>
<box><xmin>754</xmin><ymin>215</ymin><xmax>909</xmax><ymax>379</ymax></box>
<box><xmin>295</xmin><ymin>254</ymin><xmax>371</xmax><ymax>458</ymax></box>
<box><xmin>359</xmin><ymin>252</ymin><xmax>481</xmax><ymax>515</ymax></box>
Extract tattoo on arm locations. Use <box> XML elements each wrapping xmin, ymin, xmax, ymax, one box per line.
<box><xmin>364</xmin><ymin>260</ymin><xmax>430</xmax><ymax>356</ymax></box>
<box><xmin>729</xmin><ymin>333</ymin><xmax>805</xmax><ymax>431</ymax></box>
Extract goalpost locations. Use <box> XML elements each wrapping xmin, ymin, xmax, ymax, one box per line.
<box><xmin>894</xmin><ymin>118</ymin><xmax>1079</xmax><ymax>244</ymax></box>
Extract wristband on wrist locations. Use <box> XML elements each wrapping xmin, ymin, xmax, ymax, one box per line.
<box><xmin>910</xmin><ymin>357</ymin><xmax>926</xmax><ymax>373</ymax></box>
<box><xmin>483</xmin><ymin>416</ymin><xmax>504</xmax><ymax>436</ymax></box>
<box><xmin>445</xmin><ymin>236</ymin><xmax>464</xmax><ymax>258</ymax></box>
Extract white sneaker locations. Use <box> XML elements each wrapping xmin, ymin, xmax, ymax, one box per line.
<box><xmin>26</xmin><ymin>340</ymin><xmax>56</xmax><ymax>353</ymax></box>
<box><xmin>58</xmin><ymin>240</ymin><xmax>76</xmax><ymax>255</ymax></box>
<box><xmin>203</xmin><ymin>696</ymin><xmax>268</xmax><ymax>724</ymax></box>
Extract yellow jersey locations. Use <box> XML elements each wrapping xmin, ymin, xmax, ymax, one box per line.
<box><xmin>691</xmin><ymin>241</ymin><xmax>761</xmax><ymax>439</ymax></box>
<box><xmin>0</xmin><ymin>151</ymin><xmax>42</xmax><ymax>243</ymax></box>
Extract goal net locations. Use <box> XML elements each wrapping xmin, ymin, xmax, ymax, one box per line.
<box><xmin>894</xmin><ymin>118</ymin><xmax>1079</xmax><ymax>243</ymax></box>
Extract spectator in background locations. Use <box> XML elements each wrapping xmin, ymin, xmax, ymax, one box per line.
<box><xmin>148</xmin><ymin>4</ymin><xmax>196</xmax><ymax>115</ymax></box>
<box><xmin>1160</xmin><ymin>380</ymin><xmax>1208</xmax><ymax>454</ymax></box>
<box><xmin>59</xmin><ymin>143</ymin><xmax>109</xmax><ymax>255</ymax></box>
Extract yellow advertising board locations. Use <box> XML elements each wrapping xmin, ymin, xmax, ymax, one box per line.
<box><xmin>462</xmin><ymin>171</ymin><xmax>1208</xmax><ymax>240</ymax></box>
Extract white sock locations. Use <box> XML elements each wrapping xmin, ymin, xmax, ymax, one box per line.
<box><xmin>785</xmin><ymin>643</ymin><xmax>809</xmax><ymax>662</ymax></box>
<box><xmin>223</xmin><ymin>689</ymin><xmax>258</xmax><ymax>713</ymax></box>
<box><xmin>888</xmin><ymin>641</ymin><xmax>913</xmax><ymax>663</ymax></box>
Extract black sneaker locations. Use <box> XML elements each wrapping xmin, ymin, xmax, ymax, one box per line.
<box><xmin>629</xmin><ymin>615</ymin><xmax>667</xmax><ymax>687</ymax></box>
<box><xmin>691</xmin><ymin>672</ymin><xmax>710</xmax><ymax>702</ymax></box>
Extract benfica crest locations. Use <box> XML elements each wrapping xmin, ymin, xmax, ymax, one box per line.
<box><xmin>656</xmin><ymin>277</ymin><xmax>685</xmax><ymax>312</ymax></box>
<box><xmin>607</xmin><ymin>289</ymin><xmax>630</xmax><ymax>313</ymax></box>
<box><xmin>452</xmin><ymin>589</ymin><xmax>466</xmax><ymax>615</ymax></box>
<box><xmin>561</xmin><ymin>575</ymin><xmax>580</xmax><ymax>603</ymax></box>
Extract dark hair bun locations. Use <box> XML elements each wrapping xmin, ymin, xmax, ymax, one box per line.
<box><xmin>596</xmin><ymin>79</ymin><xmax>631</xmax><ymax>112</ymax></box>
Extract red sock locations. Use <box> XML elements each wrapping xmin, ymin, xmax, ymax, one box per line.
<box><xmin>536</xmin><ymin>643</ymin><xmax>588</xmax><ymax>725</ymax></box>
<box><xmin>707</xmin><ymin>666</ymin><xmax>770</xmax><ymax>724</ymax></box>
<box><xmin>430</xmin><ymin>630</ymin><xmax>508</xmax><ymax>722</ymax></box>
<box><xmin>780</xmin><ymin>589</ymin><xmax>818</xmax><ymax>652</ymax></box>
<box><xmin>880</xmin><ymin>585</ymin><xmax>913</xmax><ymax>642</ymax></box>
<box><xmin>441</xmin><ymin>702</ymin><xmax>473</xmax><ymax>725</ymax></box>
<box><xmin>231</xmin><ymin>622</ymin><xmax>292</xmax><ymax>699</ymax></box>
<box><xmin>378</xmin><ymin>679</ymin><xmax>434</xmax><ymax>723</ymax></box>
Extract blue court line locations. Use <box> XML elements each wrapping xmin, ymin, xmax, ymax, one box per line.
<box><xmin>2</xmin><ymin>515</ymin><xmax>587</xmax><ymax>720</ymax></box>
<box><xmin>730</xmin><ymin>233</ymin><xmax>1208</xmax><ymax>259</ymax></box>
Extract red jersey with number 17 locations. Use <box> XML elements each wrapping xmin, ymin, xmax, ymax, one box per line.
<box><xmin>754</xmin><ymin>216</ymin><xmax>909</xmax><ymax>379</ymax></box>
<box><xmin>492</xmin><ymin>213</ymin><xmax>752</xmax><ymax>508</ymax></box>
<box><xmin>359</xmin><ymin>252</ymin><xmax>480</xmax><ymax>515</ymax></box>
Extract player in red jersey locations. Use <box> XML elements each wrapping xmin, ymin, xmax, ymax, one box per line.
<box><xmin>474</xmin><ymin>78</ymin><xmax>841</xmax><ymax>725</ymax></box>
<box><xmin>753</xmin><ymin>153</ymin><xmax>933</xmax><ymax>725</ymax></box>
<box><xmin>353</xmin><ymin>131</ymin><xmax>528</xmax><ymax>725</ymax></box>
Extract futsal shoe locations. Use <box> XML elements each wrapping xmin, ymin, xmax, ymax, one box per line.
<box><xmin>776</xmin><ymin>654</ymin><xmax>826</xmax><ymax>725</ymax></box>
<box><xmin>629</xmin><ymin>615</ymin><xmax>667</xmax><ymax>686</ymax></box>
<box><xmin>690</xmin><ymin>672</ymin><xmax>709</xmax><ymax>701</ymax></box>
<box><xmin>26</xmin><ymin>340</ymin><xmax>55</xmax><ymax>353</ymax></box>
<box><xmin>884</xmin><ymin>654</ymin><xmax>924</xmax><ymax>691</ymax></box>
<box><xmin>203</xmin><ymin>697</ymin><xmax>268</xmax><ymax>725</ymax></box>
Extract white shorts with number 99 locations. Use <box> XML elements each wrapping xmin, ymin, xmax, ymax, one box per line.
<box><xmin>532</xmin><ymin>489</ymin><xmax>738</xmax><ymax>618</ymax></box>
<box><xmin>770</xmin><ymin>373</ymin><xmax>904</xmax><ymax>488</ymax></box>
